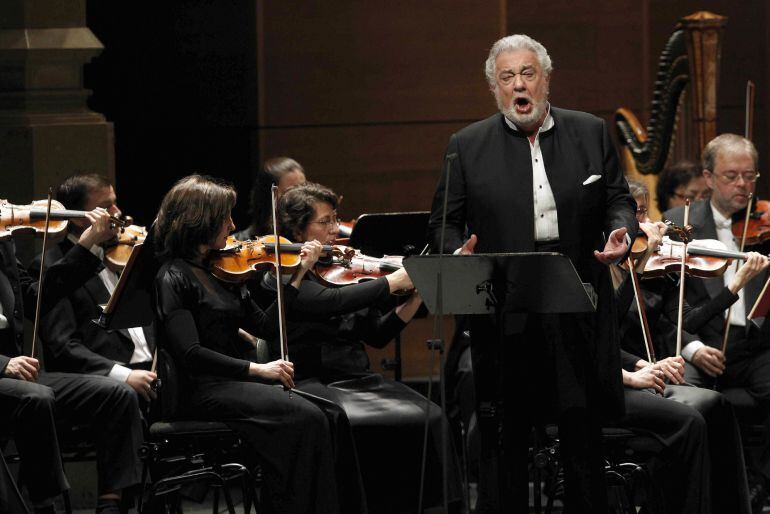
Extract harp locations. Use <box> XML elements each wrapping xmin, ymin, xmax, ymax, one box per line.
<box><xmin>615</xmin><ymin>11</ymin><xmax>727</xmax><ymax>220</ymax></box>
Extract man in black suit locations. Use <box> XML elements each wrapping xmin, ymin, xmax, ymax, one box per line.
<box><xmin>0</xmin><ymin>209</ymin><xmax>142</xmax><ymax>514</ymax></box>
<box><xmin>428</xmin><ymin>34</ymin><xmax>637</xmax><ymax>513</ymax></box>
<box><xmin>663</xmin><ymin>133</ymin><xmax>770</xmax><ymax>510</ymax></box>
<box><xmin>33</xmin><ymin>174</ymin><xmax>156</xmax><ymax>402</ymax></box>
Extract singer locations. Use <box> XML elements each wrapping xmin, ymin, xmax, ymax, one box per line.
<box><xmin>427</xmin><ymin>34</ymin><xmax>637</xmax><ymax>513</ymax></box>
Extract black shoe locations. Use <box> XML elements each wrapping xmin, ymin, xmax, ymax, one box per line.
<box><xmin>749</xmin><ymin>476</ymin><xmax>768</xmax><ymax>514</ymax></box>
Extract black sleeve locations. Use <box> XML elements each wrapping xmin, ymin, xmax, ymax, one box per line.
<box><xmin>241</xmin><ymin>284</ymin><xmax>298</xmax><ymax>340</ymax></box>
<box><xmin>156</xmin><ymin>268</ymin><xmax>249</xmax><ymax>379</ymax></box>
<box><xmin>291</xmin><ymin>276</ymin><xmax>391</xmax><ymax>317</ymax></box>
<box><xmin>663</xmin><ymin>282</ymin><xmax>738</xmax><ymax>335</ymax></box>
<box><xmin>0</xmin><ymin>354</ymin><xmax>9</xmax><ymax>375</ymax></box>
<box><xmin>22</xmin><ymin>243</ymin><xmax>102</xmax><ymax>319</ymax></box>
<box><xmin>620</xmin><ymin>349</ymin><xmax>641</xmax><ymax>372</ymax></box>
<box><xmin>427</xmin><ymin>135</ymin><xmax>468</xmax><ymax>254</ymax></box>
<box><xmin>348</xmin><ymin>308</ymin><xmax>407</xmax><ymax>349</ymax></box>
<box><xmin>600</xmin><ymin>119</ymin><xmax>639</xmax><ymax>244</ymax></box>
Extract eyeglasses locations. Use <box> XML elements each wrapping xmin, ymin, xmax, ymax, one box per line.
<box><xmin>310</xmin><ymin>214</ymin><xmax>339</xmax><ymax>228</ymax></box>
<box><xmin>498</xmin><ymin>67</ymin><xmax>538</xmax><ymax>84</ymax></box>
<box><xmin>671</xmin><ymin>191</ymin><xmax>711</xmax><ymax>202</ymax></box>
<box><xmin>636</xmin><ymin>207</ymin><xmax>649</xmax><ymax>216</ymax></box>
<box><xmin>711</xmin><ymin>171</ymin><xmax>760</xmax><ymax>184</ymax></box>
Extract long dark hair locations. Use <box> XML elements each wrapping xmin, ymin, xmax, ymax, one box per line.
<box><xmin>154</xmin><ymin>174</ymin><xmax>236</xmax><ymax>261</ymax></box>
<box><xmin>246</xmin><ymin>157</ymin><xmax>305</xmax><ymax>236</ymax></box>
<box><xmin>278</xmin><ymin>182</ymin><xmax>338</xmax><ymax>241</ymax></box>
<box><xmin>655</xmin><ymin>160</ymin><xmax>700</xmax><ymax>212</ymax></box>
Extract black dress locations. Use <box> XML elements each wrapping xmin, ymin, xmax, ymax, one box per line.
<box><xmin>155</xmin><ymin>258</ymin><xmax>350</xmax><ymax>514</ymax></box>
<box><xmin>261</xmin><ymin>273</ymin><xmax>462</xmax><ymax>514</ymax></box>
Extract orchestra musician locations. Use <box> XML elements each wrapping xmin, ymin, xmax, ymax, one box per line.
<box><xmin>0</xmin><ymin>207</ymin><xmax>143</xmax><ymax>514</ymax></box>
<box><xmin>153</xmin><ymin>174</ymin><xmax>357</xmax><ymax>514</ymax></box>
<box><xmin>427</xmin><ymin>34</ymin><xmax>638</xmax><ymax>512</ymax></box>
<box><xmin>233</xmin><ymin>156</ymin><xmax>307</xmax><ymax>241</ymax></box>
<box><xmin>31</xmin><ymin>174</ymin><xmax>157</xmax><ymax>402</ymax></box>
<box><xmin>615</xmin><ymin>180</ymin><xmax>766</xmax><ymax>514</ymax></box>
<box><xmin>263</xmin><ymin>182</ymin><xmax>461</xmax><ymax>514</ymax></box>
<box><xmin>656</xmin><ymin>160</ymin><xmax>711</xmax><ymax>213</ymax></box>
<box><xmin>662</xmin><ymin>134</ymin><xmax>770</xmax><ymax>510</ymax></box>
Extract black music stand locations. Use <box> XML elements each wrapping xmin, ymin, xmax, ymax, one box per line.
<box><xmin>95</xmin><ymin>227</ymin><xmax>159</xmax><ymax>331</ymax></box>
<box><xmin>347</xmin><ymin>211</ymin><xmax>430</xmax><ymax>380</ymax></box>
<box><xmin>403</xmin><ymin>252</ymin><xmax>596</xmax><ymax>512</ymax></box>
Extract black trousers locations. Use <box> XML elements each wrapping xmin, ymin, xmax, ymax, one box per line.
<box><xmin>0</xmin><ymin>372</ymin><xmax>143</xmax><ymax>502</ymax></box>
<box><xmin>471</xmin><ymin>312</ymin><xmax>608</xmax><ymax>514</ymax></box>
<box><xmin>620</xmin><ymin>384</ymin><xmax>750</xmax><ymax>514</ymax></box>
<box><xmin>187</xmin><ymin>380</ymin><xmax>344</xmax><ymax>514</ymax></box>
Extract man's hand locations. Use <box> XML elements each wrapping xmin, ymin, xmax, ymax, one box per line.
<box><xmin>78</xmin><ymin>208</ymin><xmax>119</xmax><ymax>249</ymax></box>
<box><xmin>3</xmin><ymin>356</ymin><xmax>39</xmax><ymax>381</ymax></box>
<box><xmin>729</xmin><ymin>252</ymin><xmax>770</xmax><ymax>294</ymax></box>
<box><xmin>459</xmin><ymin>234</ymin><xmax>477</xmax><ymax>255</ymax></box>
<box><xmin>651</xmin><ymin>356</ymin><xmax>685</xmax><ymax>385</ymax></box>
<box><xmin>691</xmin><ymin>346</ymin><xmax>725</xmax><ymax>377</ymax></box>
<box><xmin>594</xmin><ymin>227</ymin><xmax>629</xmax><ymax>265</ymax></box>
<box><xmin>126</xmin><ymin>369</ymin><xmax>158</xmax><ymax>401</ymax></box>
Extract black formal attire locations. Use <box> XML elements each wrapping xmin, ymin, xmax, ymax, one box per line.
<box><xmin>155</xmin><ymin>258</ymin><xmax>356</xmax><ymax>514</ymax></box>
<box><xmin>664</xmin><ymin>200</ymin><xmax>770</xmax><ymax>487</ymax></box>
<box><xmin>259</xmin><ymin>272</ymin><xmax>461</xmax><ymax>514</ymax></box>
<box><xmin>0</xmin><ymin>239</ymin><xmax>143</xmax><ymax>503</ymax></box>
<box><xmin>31</xmin><ymin>238</ymin><xmax>155</xmax><ymax>376</ymax></box>
<box><xmin>616</xmin><ymin>271</ymin><xmax>750</xmax><ymax>514</ymax></box>
<box><xmin>428</xmin><ymin>108</ymin><xmax>638</xmax><ymax>513</ymax></box>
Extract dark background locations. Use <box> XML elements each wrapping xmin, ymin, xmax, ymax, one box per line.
<box><xmin>83</xmin><ymin>0</ymin><xmax>769</xmax><ymax>230</ymax></box>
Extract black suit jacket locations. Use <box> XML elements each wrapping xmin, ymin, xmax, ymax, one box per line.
<box><xmin>427</xmin><ymin>108</ymin><xmax>638</xmax><ymax>418</ymax></box>
<box><xmin>31</xmin><ymin>239</ymin><xmax>155</xmax><ymax>375</ymax></box>
<box><xmin>0</xmin><ymin>239</ymin><xmax>102</xmax><ymax>373</ymax></box>
<box><xmin>663</xmin><ymin>200</ymin><xmax>769</xmax><ymax>356</ymax></box>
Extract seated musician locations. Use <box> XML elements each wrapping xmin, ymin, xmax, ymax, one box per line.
<box><xmin>662</xmin><ymin>134</ymin><xmax>770</xmax><ymax>511</ymax></box>
<box><xmin>233</xmin><ymin>156</ymin><xmax>306</xmax><ymax>240</ymax></box>
<box><xmin>0</xmin><ymin>207</ymin><xmax>143</xmax><ymax>514</ymax></box>
<box><xmin>656</xmin><ymin>160</ymin><xmax>711</xmax><ymax>213</ymax></box>
<box><xmin>153</xmin><ymin>174</ymin><xmax>363</xmax><ymax>514</ymax></box>
<box><xmin>263</xmin><ymin>181</ymin><xmax>461</xmax><ymax>514</ymax></box>
<box><xmin>614</xmin><ymin>179</ymin><xmax>767</xmax><ymax>514</ymax></box>
<box><xmin>31</xmin><ymin>174</ymin><xmax>156</xmax><ymax>402</ymax></box>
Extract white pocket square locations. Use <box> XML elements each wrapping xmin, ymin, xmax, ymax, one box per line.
<box><xmin>582</xmin><ymin>174</ymin><xmax>602</xmax><ymax>185</ymax></box>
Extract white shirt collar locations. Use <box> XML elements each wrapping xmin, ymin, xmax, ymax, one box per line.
<box><xmin>711</xmin><ymin>203</ymin><xmax>732</xmax><ymax>230</ymax></box>
<box><xmin>503</xmin><ymin>103</ymin><xmax>554</xmax><ymax>134</ymax></box>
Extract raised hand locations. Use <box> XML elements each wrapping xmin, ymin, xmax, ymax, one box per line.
<box><xmin>594</xmin><ymin>227</ymin><xmax>628</xmax><ymax>265</ymax></box>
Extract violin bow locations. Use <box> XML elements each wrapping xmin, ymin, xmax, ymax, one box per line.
<box><xmin>675</xmin><ymin>199</ymin><xmax>691</xmax><ymax>357</ymax></box>
<box><xmin>270</xmin><ymin>185</ymin><xmax>292</xmax><ymax>393</ymax></box>
<box><xmin>30</xmin><ymin>188</ymin><xmax>54</xmax><ymax>360</ymax></box>
<box><xmin>627</xmin><ymin>255</ymin><xmax>656</xmax><ymax>363</ymax></box>
<box><xmin>720</xmin><ymin>82</ymin><xmax>757</xmax><ymax>353</ymax></box>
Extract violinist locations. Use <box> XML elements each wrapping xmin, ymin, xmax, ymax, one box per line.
<box><xmin>656</xmin><ymin>160</ymin><xmax>711</xmax><ymax>213</ymax></box>
<box><xmin>663</xmin><ymin>133</ymin><xmax>770</xmax><ymax>510</ymax></box>
<box><xmin>0</xmin><ymin>205</ymin><xmax>142</xmax><ymax>514</ymax></box>
<box><xmin>31</xmin><ymin>174</ymin><xmax>156</xmax><ymax>401</ymax></box>
<box><xmin>615</xmin><ymin>179</ymin><xmax>767</xmax><ymax>514</ymax></box>
<box><xmin>263</xmin><ymin>182</ymin><xmax>461</xmax><ymax>514</ymax></box>
<box><xmin>153</xmin><ymin>174</ymin><xmax>352</xmax><ymax>514</ymax></box>
<box><xmin>233</xmin><ymin>156</ymin><xmax>307</xmax><ymax>241</ymax></box>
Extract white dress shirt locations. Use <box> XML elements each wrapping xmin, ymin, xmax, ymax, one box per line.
<box><xmin>504</xmin><ymin>107</ymin><xmax>559</xmax><ymax>241</ymax></box>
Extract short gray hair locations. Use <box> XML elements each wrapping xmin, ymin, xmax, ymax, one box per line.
<box><xmin>702</xmin><ymin>133</ymin><xmax>758</xmax><ymax>171</ymax></box>
<box><xmin>484</xmin><ymin>34</ymin><xmax>553</xmax><ymax>89</ymax></box>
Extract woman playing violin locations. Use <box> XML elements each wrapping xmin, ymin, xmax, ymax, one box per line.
<box><xmin>259</xmin><ymin>182</ymin><xmax>460</xmax><ymax>514</ymax></box>
<box><xmin>613</xmin><ymin>179</ymin><xmax>768</xmax><ymax>514</ymax></box>
<box><xmin>153</xmin><ymin>174</ymin><xmax>352</xmax><ymax>514</ymax></box>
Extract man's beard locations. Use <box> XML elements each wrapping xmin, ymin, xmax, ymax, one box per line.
<box><xmin>497</xmin><ymin>94</ymin><xmax>547</xmax><ymax>130</ymax></box>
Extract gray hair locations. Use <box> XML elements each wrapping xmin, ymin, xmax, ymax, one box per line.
<box><xmin>484</xmin><ymin>34</ymin><xmax>553</xmax><ymax>89</ymax></box>
<box><xmin>702</xmin><ymin>133</ymin><xmax>758</xmax><ymax>171</ymax></box>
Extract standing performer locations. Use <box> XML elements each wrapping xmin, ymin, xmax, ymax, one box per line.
<box><xmin>428</xmin><ymin>34</ymin><xmax>637</xmax><ymax>512</ymax></box>
<box><xmin>662</xmin><ymin>133</ymin><xmax>770</xmax><ymax>510</ymax></box>
<box><xmin>153</xmin><ymin>174</ymin><xmax>355</xmax><ymax>514</ymax></box>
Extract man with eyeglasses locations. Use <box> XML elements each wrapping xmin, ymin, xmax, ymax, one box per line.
<box><xmin>663</xmin><ymin>133</ymin><xmax>770</xmax><ymax>513</ymax></box>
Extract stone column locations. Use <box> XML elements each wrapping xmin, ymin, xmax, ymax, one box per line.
<box><xmin>0</xmin><ymin>0</ymin><xmax>114</xmax><ymax>204</ymax></box>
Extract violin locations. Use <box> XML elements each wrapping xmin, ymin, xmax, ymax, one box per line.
<box><xmin>313</xmin><ymin>246</ymin><xmax>405</xmax><ymax>288</ymax></box>
<box><xmin>103</xmin><ymin>224</ymin><xmax>147</xmax><ymax>273</ymax></box>
<box><xmin>731</xmin><ymin>198</ymin><xmax>770</xmax><ymax>248</ymax></box>
<box><xmin>210</xmin><ymin>235</ymin><xmax>334</xmax><ymax>283</ymax></box>
<box><xmin>0</xmin><ymin>199</ymin><xmax>125</xmax><ymax>240</ymax></box>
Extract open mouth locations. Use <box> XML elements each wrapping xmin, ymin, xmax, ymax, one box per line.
<box><xmin>514</xmin><ymin>97</ymin><xmax>532</xmax><ymax>114</ymax></box>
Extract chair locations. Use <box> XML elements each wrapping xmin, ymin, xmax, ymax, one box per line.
<box><xmin>138</xmin><ymin>348</ymin><xmax>258</xmax><ymax>514</ymax></box>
